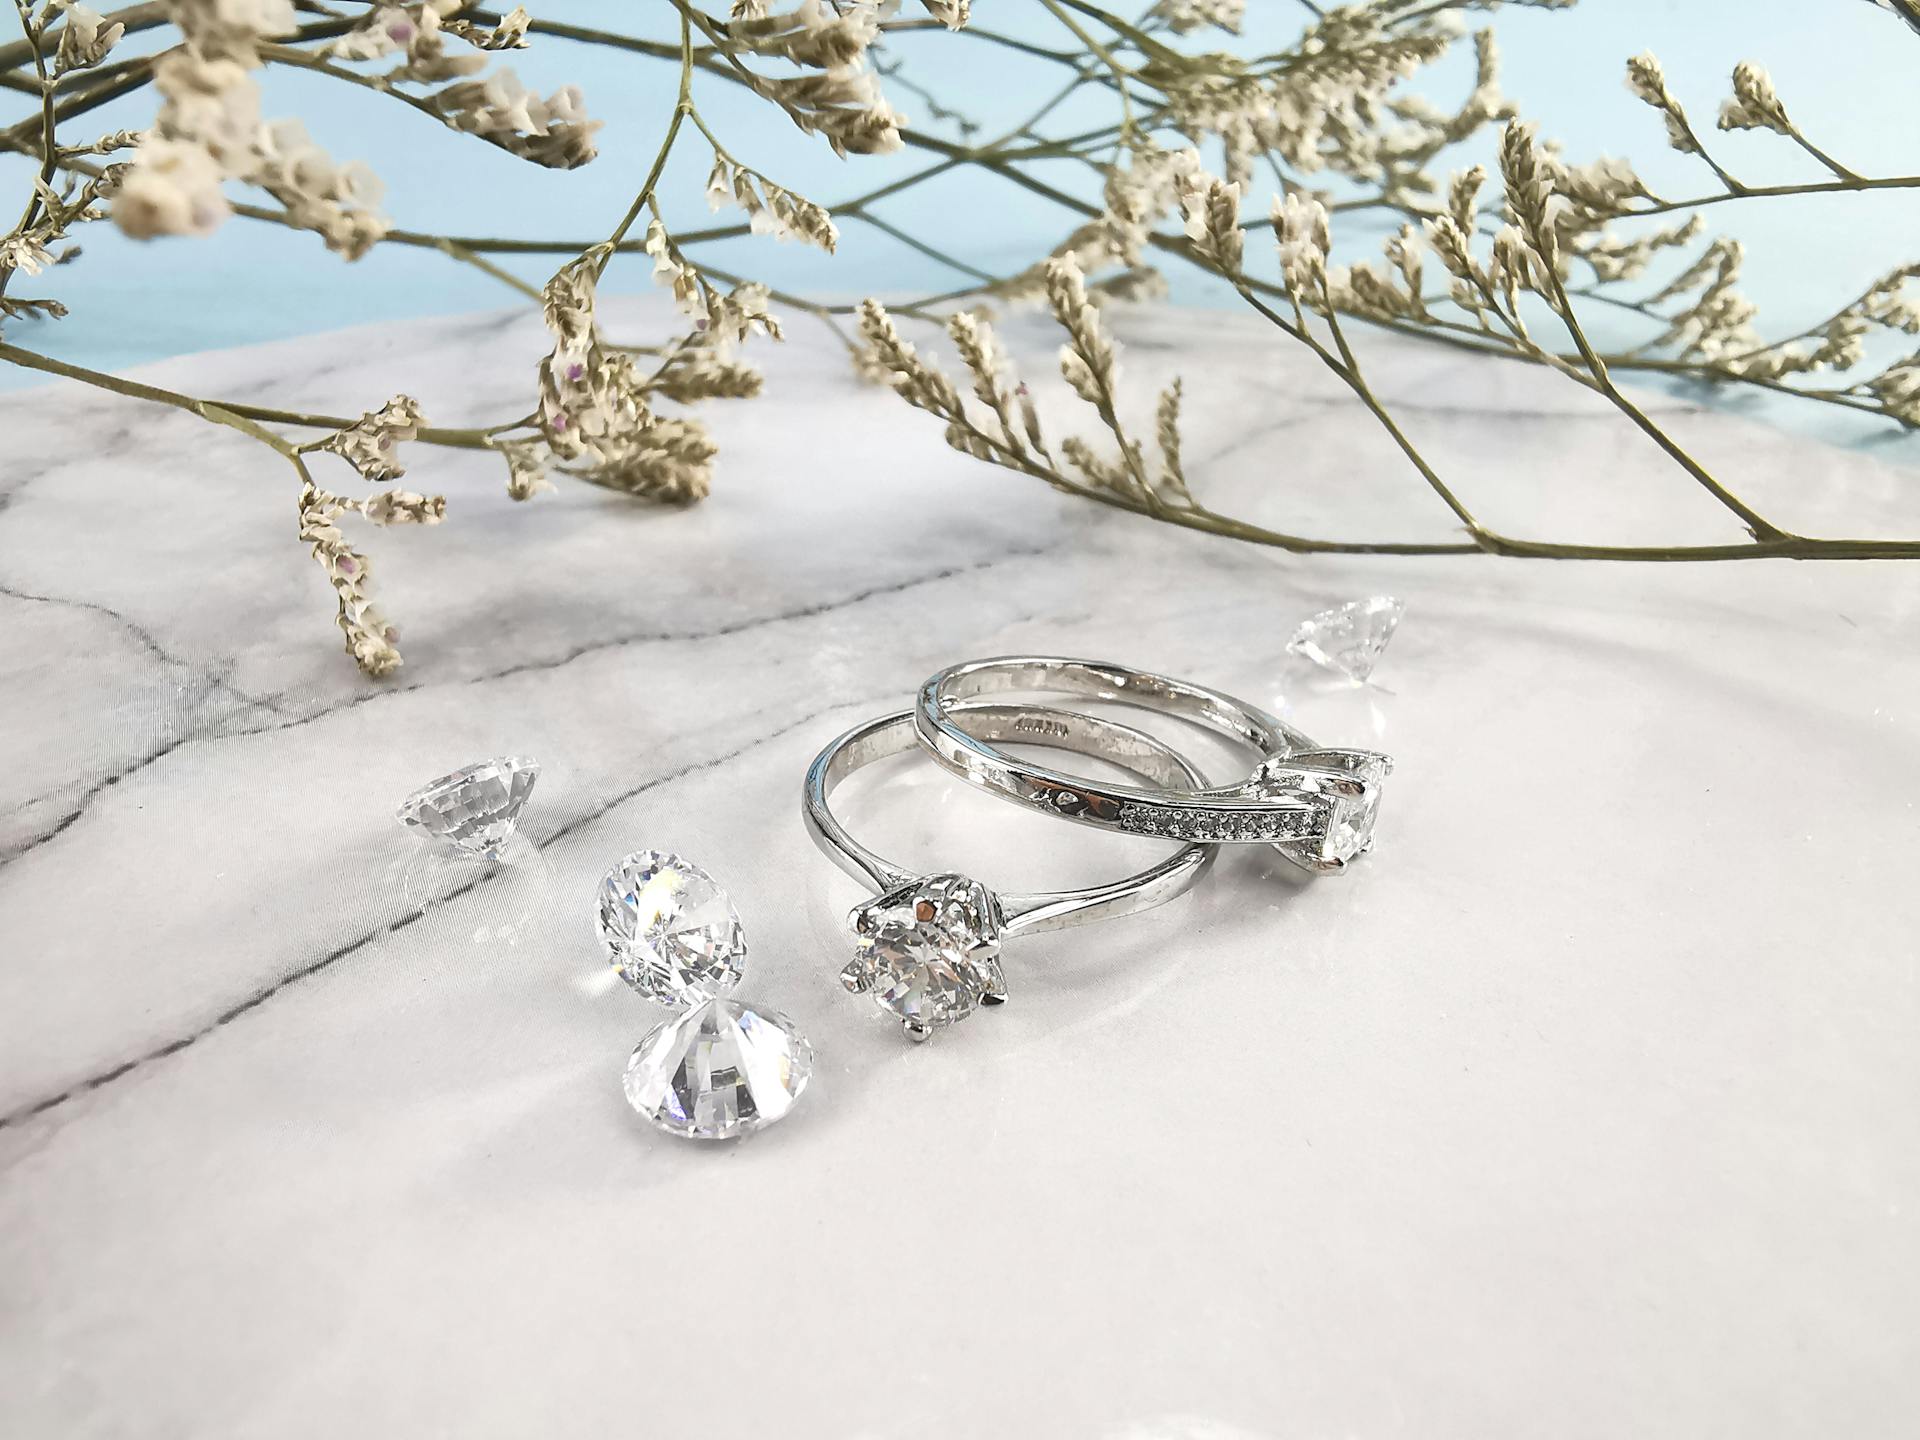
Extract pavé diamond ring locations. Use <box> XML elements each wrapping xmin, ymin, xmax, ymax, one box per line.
<box><xmin>915</xmin><ymin>656</ymin><xmax>1393</xmax><ymax>875</ymax></box>
<box><xmin>803</xmin><ymin>704</ymin><xmax>1216</xmax><ymax>1041</ymax></box>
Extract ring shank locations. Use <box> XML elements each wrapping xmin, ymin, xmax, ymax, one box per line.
<box><xmin>927</xmin><ymin>656</ymin><xmax>1313</xmax><ymax>757</ymax></box>
<box><xmin>914</xmin><ymin>656</ymin><xmax>1328</xmax><ymax>846</ymax></box>
<box><xmin>804</xmin><ymin>704</ymin><xmax>1215</xmax><ymax>937</ymax></box>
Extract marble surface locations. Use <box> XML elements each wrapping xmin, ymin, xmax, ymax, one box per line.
<box><xmin>1</xmin><ymin>296</ymin><xmax>1916</xmax><ymax>1439</ymax></box>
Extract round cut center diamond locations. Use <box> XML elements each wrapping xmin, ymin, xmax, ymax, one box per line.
<box><xmin>596</xmin><ymin>850</ymin><xmax>746</xmax><ymax>1006</ymax></box>
<box><xmin>624</xmin><ymin>998</ymin><xmax>812</xmax><ymax>1140</ymax></box>
<box><xmin>844</xmin><ymin>874</ymin><xmax>1004</xmax><ymax>1035</ymax></box>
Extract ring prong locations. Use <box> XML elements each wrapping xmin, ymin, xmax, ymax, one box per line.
<box><xmin>902</xmin><ymin>1018</ymin><xmax>934</xmax><ymax>1043</ymax></box>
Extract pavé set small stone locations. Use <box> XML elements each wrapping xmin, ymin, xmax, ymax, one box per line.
<box><xmin>396</xmin><ymin>652</ymin><xmax>1393</xmax><ymax>1142</ymax></box>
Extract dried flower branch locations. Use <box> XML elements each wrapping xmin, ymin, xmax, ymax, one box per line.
<box><xmin>5</xmin><ymin>0</ymin><xmax>1920</xmax><ymax>681</ymax></box>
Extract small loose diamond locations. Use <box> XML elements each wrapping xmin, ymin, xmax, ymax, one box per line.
<box><xmin>623</xmin><ymin>998</ymin><xmax>812</xmax><ymax>1140</ymax></box>
<box><xmin>596</xmin><ymin>850</ymin><xmax>746</xmax><ymax>1006</ymax></box>
<box><xmin>396</xmin><ymin>756</ymin><xmax>539</xmax><ymax>856</ymax></box>
<box><xmin>844</xmin><ymin>874</ymin><xmax>1005</xmax><ymax>1037</ymax></box>
<box><xmin>1288</xmin><ymin>596</ymin><xmax>1405</xmax><ymax>683</ymax></box>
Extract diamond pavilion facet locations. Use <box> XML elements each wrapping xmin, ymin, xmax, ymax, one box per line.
<box><xmin>844</xmin><ymin>874</ymin><xmax>1005</xmax><ymax>1037</ymax></box>
<box><xmin>1288</xmin><ymin>596</ymin><xmax>1405</xmax><ymax>683</ymax></box>
<box><xmin>596</xmin><ymin>850</ymin><xmax>746</xmax><ymax>1006</ymax></box>
<box><xmin>396</xmin><ymin>756</ymin><xmax>539</xmax><ymax>856</ymax></box>
<box><xmin>623</xmin><ymin>998</ymin><xmax>812</xmax><ymax>1140</ymax></box>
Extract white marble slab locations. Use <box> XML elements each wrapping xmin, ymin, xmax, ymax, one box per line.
<box><xmin>1</xmin><ymin>296</ymin><xmax>1916</xmax><ymax>1439</ymax></box>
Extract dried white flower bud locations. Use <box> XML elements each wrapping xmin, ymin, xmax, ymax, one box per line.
<box><xmin>1717</xmin><ymin>61</ymin><xmax>1792</xmax><ymax>135</ymax></box>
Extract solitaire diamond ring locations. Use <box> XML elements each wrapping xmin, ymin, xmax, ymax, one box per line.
<box><xmin>803</xmin><ymin>704</ymin><xmax>1216</xmax><ymax>1042</ymax></box>
<box><xmin>915</xmin><ymin>656</ymin><xmax>1393</xmax><ymax>875</ymax></box>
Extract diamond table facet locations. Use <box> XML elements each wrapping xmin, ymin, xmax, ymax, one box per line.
<box><xmin>395</xmin><ymin>756</ymin><xmax>539</xmax><ymax>856</ymax></box>
<box><xmin>596</xmin><ymin>850</ymin><xmax>747</xmax><ymax>1006</ymax></box>
<box><xmin>1288</xmin><ymin>596</ymin><xmax>1405</xmax><ymax>683</ymax></box>
<box><xmin>842</xmin><ymin>874</ymin><xmax>1005</xmax><ymax>1038</ymax></box>
<box><xmin>623</xmin><ymin>998</ymin><xmax>812</xmax><ymax>1140</ymax></box>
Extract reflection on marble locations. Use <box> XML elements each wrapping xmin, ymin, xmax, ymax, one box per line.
<box><xmin>1</xmin><ymin>297</ymin><xmax>1916</xmax><ymax>1439</ymax></box>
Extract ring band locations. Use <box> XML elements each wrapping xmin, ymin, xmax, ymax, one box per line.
<box><xmin>802</xmin><ymin>703</ymin><xmax>1216</xmax><ymax>1038</ymax></box>
<box><xmin>915</xmin><ymin>655</ymin><xmax>1392</xmax><ymax>874</ymax></box>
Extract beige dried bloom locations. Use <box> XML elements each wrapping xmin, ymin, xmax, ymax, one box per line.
<box><xmin>112</xmin><ymin>137</ymin><xmax>230</xmax><ymax>238</ymax></box>
<box><xmin>1625</xmin><ymin>51</ymin><xmax>1698</xmax><ymax>154</ymax></box>
<box><xmin>573</xmin><ymin>416</ymin><xmax>717</xmax><ymax>505</ymax></box>
<box><xmin>1152</xmin><ymin>0</ymin><xmax>1244</xmax><ymax>34</ymax></box>
<box><xmin>537</xmin><ymin>253</ymin><xmax>649</xmax><ymax>460</ymax></box>
<box><xmin>52</xmin><ymin>2</ymin><xmax>125</xmax><ymax>74</ymax></box>
<box><xmin>297</xmin><ymin>480</ymin><xmax>408</xmax><ymax>677</ymax></box>
<box><xmin>1575</xmin><ymin>213</ymin><xmax>1704</xmax><ymax>283</ymax></box>
<box><xmin>750</xmin><ymin>67</ymin><xmax>905</xmax><ymax>157</ymax></box>
<box><xmin>1273</xmin><ymin>191</ymin><xmax>1331</xmax><ymax>295</ymax></box>
<box><xmin>110</xmin><ymin>0</ymin><xmax>394</xmax><ymax>252</ymax></box>
<box><xmin>533</xmin><ymin>249</ymin><xmax>758</xmax><ymax>505</ymax></box>
<box><xmin>727</xmin><ymin>1</ymin><xmax>885</xmax><ymax>69</ymax></box>
<box><xmin>856</xmin><ymin>298</ymin><xmax>963</xmax><ymax>417</ymax></box>
<box><xmin>329</xmin><ymin>2</ymin><xmax>530</xmax><ymax>80</ymax></box>
<box><xmin>645</xmin><ymin>218</ymin><xmax>703</xmax><ymax>316</ymax></box>
<box><xmin>490</xmin><ymin>436</ymin><xmax>556</xmax><ymax>501</ymax></box>
<box><xmin>721</xmin><ymin>3</ymin><xmax>904</xmax><ymax>155</ymax></box>
<box><xmin>430</xmin><ymin>70</ymin><xmax>600</xmax><ymax>169</ymax></box>
<box><xmin>643</xmin><ymin>218</ymin><xmax>784</xmax><ymax>347</ymax></box>
<box><xmin>1384</xmin><ymin>224</ymin><xmax>1426</xmax><ymax>317</ymax></box>
<box><xmin>1498</xmin><ymin>120</ymin><xmax>1567</xmax><ymax>272</ymax></box>
<box><xmin>1177</xmin><ymin>168</ymin><xmax>1245</xmax><ymax>274</ymax></box>
<box><xmin>3</xmin><ymin>168</ymin><xmax>119</xmax><ymax>278</ymax></box>
<box><xmin>1154</xmin><ymin>4</ymin><xmax>1453</xmax><ymax>186</ymax></box>
<box><xmin>919</xmin><ymin>0</ymin><xmax>970</xmax><ymax>28</ymax></box>
<box><xmin>255</xmin><ymin>119</ymin><xmax>391</xmax><ymax>258</ymax></box>
<box><xmin>362</xmin><ymin>488</ymin><xmax>447</xmax><ymax>525</ymax></box>
<box><xmin>445</xmin><ymin>6</ymin><xmax>532</xmax><ymax>52</ymax></box>
<box><xmin>1154</xmin><ymin>378</ymin><xmax>1193</xmax><ymax>505</ymax></box>
<box><xmin>1047</xmin><ymin>255</ymin><xmax>1120</xmax><ymax>408</ymax></box>
<box><xmin>316</xmin><ymin>395</ymin><xmax>425</xmax><ymax>481</ymax></box>
<box><xmin>1868</xmin><ymin>355</ymin><xmax>1920</xmax><ymax>427</ymax></box>
<box><xmin>1860</xmin><ymin>267</ymin><xmax>1920</xmax><ymax>333</ymax></box>
<box><xmin>705</xmin><ymin>155</ymin><xmax>838</xmax><ymax>252</ymax></box>
<box><xmin>945</xmin><ymin>310</ymin><xmax>1022</xmax><ymax>449</ymax></box>
<box><xmin>1717</xmin><ymin>61</ymin><xmax>1792</xmax><ymax>135</ymax></box>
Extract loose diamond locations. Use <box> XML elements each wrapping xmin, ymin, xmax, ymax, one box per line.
<box><xmin>596</xmin><ymin>850</ymin><xmax>746</xmax><ymax>1006</ymax></box>
<box><xmin>396</xmin><ymin>756</ymin><xmax>539</xmax><ymax>856</ymax></box>
<box><xmin>1288</xmin><ymin>596</ymin><xmax>1405</xmax><ymax>683</ymax></box>
<box><xmin>843</xmin><ymin>874</ymin><xmax>1005</xmax><ymax>1037</ymax></box>
<box><xmin>623</xmin><ymin>998</ymin><xmax>812</xmax><ymax>1140</ymax></box>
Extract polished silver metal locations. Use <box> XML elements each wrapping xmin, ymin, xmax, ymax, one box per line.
<box><xmin>803</xmin><ymin>703</ymin><xmax>1216</xmax><ymax>1039</ymax></box>
<box><xmin>915</xmin><ymin>656</ymin><xmax>1393</xmax><ymax>875</ymax></box>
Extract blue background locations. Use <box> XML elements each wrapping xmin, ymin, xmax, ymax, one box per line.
<box><xmin>4</xmin><ymin>0</ymin><xmax>1916</xmax><ymax>430</ymax></box>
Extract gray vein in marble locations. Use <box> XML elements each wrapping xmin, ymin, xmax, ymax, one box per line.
<box><xmin>0</xmin><ymin>538</ymin><xmax>1056</xmax><ymax>869</ymax></box>
<box><xmin>0</xmin><ymin>692</ymin><xmax>878</xmax><ymax>1135</ymax></box>
<box><xmin>0</xmin><ymin>584</ymin><xmax>287</xmax><ymax>861</ymax></box>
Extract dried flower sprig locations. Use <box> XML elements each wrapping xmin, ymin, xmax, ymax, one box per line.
<box><xmin>5</xmin><ymin>1</ymin><xmax>1920</xmax><ymax>684</ymax></box>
